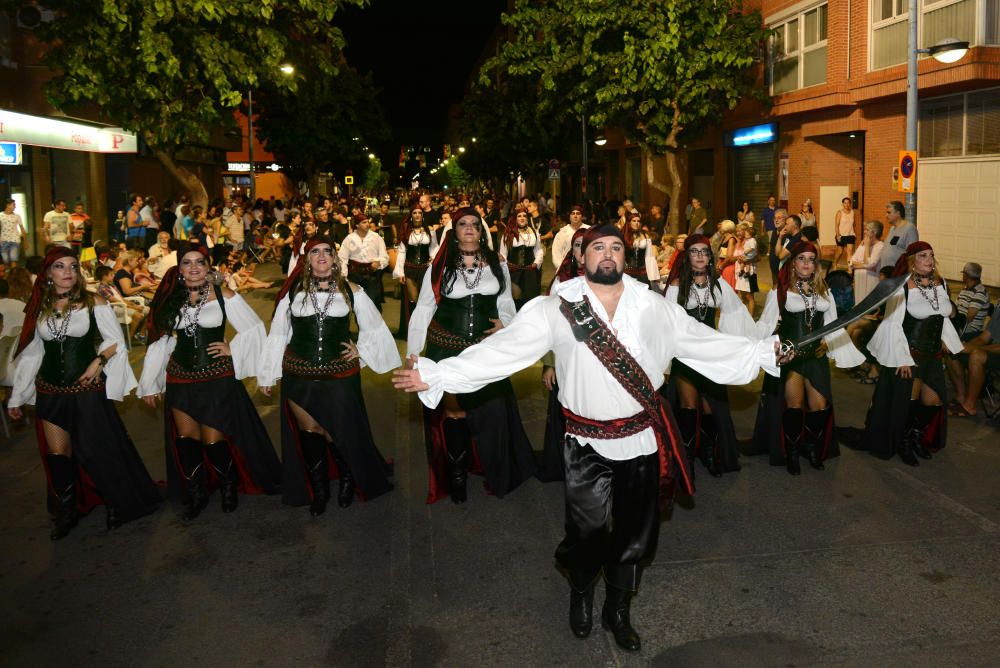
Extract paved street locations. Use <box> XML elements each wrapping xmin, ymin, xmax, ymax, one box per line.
<box><xmin>2</xmin><ymin>264</ymin><xmax>999</xmax><ymax>667</ymax></box>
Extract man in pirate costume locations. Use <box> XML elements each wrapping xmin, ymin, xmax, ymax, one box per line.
<box><xmin>338</xmin><ymin>214</ymin><xmax>389</xmax><ymax>311</ymax></box>
<box><xmin>394</xmin><ymin>223</ymin><xmax>782</xmax><ymax>652</ymax></box>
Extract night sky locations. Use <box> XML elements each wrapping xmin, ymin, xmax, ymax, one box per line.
<box><xmin>338</xmin><ymin>0</ymin><xmax>508</xmax><ymax>152</ymax></box>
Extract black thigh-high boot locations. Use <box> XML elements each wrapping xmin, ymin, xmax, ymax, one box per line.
<box><xmin>699</xmin><ymin>412</ymin><xmax>722</xmax><ymax>478</ymax></box>
<box><xmin>898</xmin><ymin>401</ymin><xmax>920</xmax><ymax>466</ymax></box>
<box><xmin>205</xmin><ymin>441</ymin><xmax>238</xmax><ymax>513</ymax></box>
<box><xmin>911</xmin><ymin>402</ymin><xmax>938</xmax><ymax>460</ymax></box>
<box><xmin>299</xmin><ymin>431</ymin><xmax>330</xmax><ymax>516</ymax></box>
<box><xmin>602</xmin><ymin>582</ymin><xmax>641</xmax><ymax>652</ymax></box>
<box><xmin>804</xmin><ymin>407</ymin><xmax>831</xmax><ymax>470</ymax></box>
<box><xmin>781</xmin><ymin>409</ymin><xmax>803</xmax><ymax>476</ymax></box>
<box><xmin>46</xmin><ymin>453</ymin><xmax>79</xmax><ymax>540</ymax></box>
<box><xmin>328</xmin><ymin>441</ymin><xmax>355</xmax><ymax>508</ymax></box>
<box><xmin>175</xmin><ymin>437</ymin><xmax>209</xmax><ymax>520</ymax></box>
<box><xmin>442</xmin><ymin>417</ymin><xmax>470</xmax><ymax>503</ymax></box>
<box><xmin>675</xmin><ymin>407</ymin><xmax>698</xmax><ymax>483</ymax></box>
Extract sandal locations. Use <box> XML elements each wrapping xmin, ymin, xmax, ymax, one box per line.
<box><xmin>948</xmin><ymin>404</ymin><xmax>975</xmax><ymax>418</ymax></box>
<box><xmin>857</xmin><ymin>375</ymin><xmax>879</xmax><ymax>385</ymax></box>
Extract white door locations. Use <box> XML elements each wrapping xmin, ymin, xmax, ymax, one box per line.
<box><xmin>819</xmin><ymin>186</ymin><xmax>849</xmax><ymax>248</ymax></box>
<box><xmin>919</xmin><ymin>158</ymin><xmax>1000</xmax><ymax>286</ymax></box>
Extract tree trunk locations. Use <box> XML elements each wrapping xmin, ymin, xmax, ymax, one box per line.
<box><xmin>149</xmin><ymin>143</ymin><xmax>209</xmax><ymax>210</ymax></box>
<box><xmin>663</xmin><ymin>149</ymin><xmax>682</xmax><ymax>235</ymax></box>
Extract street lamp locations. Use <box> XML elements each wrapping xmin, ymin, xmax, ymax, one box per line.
<box><xmin>368</xmin><ymin>153</ymin><xmax>376</xmax><ymax>160</ymax></box>
<box><xmin>904</xmin><ymin>0</ymin><xmax>970</xmax><ymax>226</ymax></box>
<box><xmin>458</xmin><ymin>146</ymin><xmax>466</xmax><ymax>153</ymax></box>
<box><xmin>248</xmin><ymin>64</ymin><xmax>295</xmax><ymax>202</ymax></box>
<box><xmin>594</xmin><ymin>135</ymin><xmax>607</xmax><ymax>147</ymax></box>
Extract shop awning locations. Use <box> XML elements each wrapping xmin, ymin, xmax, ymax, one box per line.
<box><xmin>0</xmin><ymin>109</ymin><xmax>137</xmax><ymax>153</ymax></box>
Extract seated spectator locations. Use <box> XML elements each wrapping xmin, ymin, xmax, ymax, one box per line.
<box><xmin>954</xmin><ymin>262</ymin><xmax>989</xmax><ymax>340</ymax></box>
<box><xmin>7</xmin><ymin>266</ymin><xmax>33</xmax><ymax>299</ymax></box>
<box><xmin>96</xmin><ymin>265</ymin><xmax>147</xmax><ymax>343</ymax></box>
<box><xmin>846</xmin><ymin>266</ymin><xmax>895</xmax><ymax>384</ymax></box>
<box><xmin>132</xmin><ymin>252</ymin><xmax>156</xmax><ymax>288</ymax></box>
<box><xmin>115</xmin><ymin>250</ymin><xmax>157</xmax><ymax>300</ymax></box>
<box><xmin>147</xmin><ymin>231</ymin><xmax>173</xmax><ymax>277</ymax></box>
<box><xmin>0</xmin><ymin>278</ymin><xmax>25</xmax><ymax>337</ymax></box>
<box><xmin>949</xmin><ymin>302</ymin><xmax>1000</xmax><ymax>418</ymax></box>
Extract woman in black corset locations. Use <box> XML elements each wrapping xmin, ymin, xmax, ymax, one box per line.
<box><xmin>499</xmin><ymin>209</ymin><xmax>544</xmax><ymax>309</ymax></box>
<box><xmin>622</xmin><ymin>210</ymin><xmax>660</xmax><ymax>288</ymax></box>
<box><xmin>751</xmin><ymin>241</ymin><xmax>864</xmax><ymax>475</ymax></box>
<box><xmin>260</xmin><ymin>236</ymin><xmax>399</xmax><ymax>515</ymax></box>
<box><xmin>861</xmin><ymin>241</ymin><xmax>963</xmax><ymax>464</ymax></box>
<box><xmin>406</xmin><ymin>208</ymin><xmax>536</xmax><ymax>504</ymax></box>
<box><xmin>8</xmin><ymin>247</ymin><xmax>160</xmax><ymax>539</ymax></box>
<box><xmin>663</xmin><ymin>234</ymin><xmax>757</xmax><ymax>478</ymax></box>
<box><xmin>393</xmin><ymin>206</ymin><xmax>438</xmax><ymax>337</ymax></box>
<box><xmin>139</xmin><ymin>244</ymin><xmax>280</xmax><ymax>520</ymax></box>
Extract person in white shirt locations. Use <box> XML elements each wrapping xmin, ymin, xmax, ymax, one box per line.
<box><xmin>43</xmin><ymin>200</ymin><xmax>72</xmax><ymax>249</ymax></box>
<box><xmin>622</xmin><ymin>211</ymin><xmax>660</xmax><ymax>288</ymax></box>
<box><xmin>146</xmin><ymin>231</ymin><xmax>175</xmax><ymax>279</ymax></box>
<box><xmin>550</xmin><ymin>204</ymin><xmax>589</xmax><ymax>270</ymax></box>
<box><xmin>394</xmin><ymin>223</ymin><xmax>784</xmax><ymax>652</ymax></box>
<box><xmin>0</xmin><ymin>278</ymin><xmax>25</xmax><ymax>338</ymax></box>
<box><xmin>338</xmin><ymin>215</ymin><xmax>389</xmax><ymax>311</ymax></box>
<box><xmin>393</xmin><ymin>206</ymin><xmax>438</xmax><ymax>337</ymax></box>
<box><xmin>0</xmin><ymin>198</ymin><xmax>26</xmax><ymax>265</ymax></box>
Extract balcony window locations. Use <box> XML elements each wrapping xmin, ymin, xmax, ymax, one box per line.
<box><xmin>871</xmin><ymin>0</ymin><xmax>979</xmax><ymax>70</ymax></box>
<box><xmin>919</xmin><ymin>87</ymin><xmax>1000</xmax><ymax>157</ymax></box>
<box><xmin>771</xmin><ymin>4</ymin><xmax>828</xmax><ymax>94</ymax></box>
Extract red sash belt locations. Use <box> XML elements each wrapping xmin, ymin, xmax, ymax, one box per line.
<box><xmin>562</xmin><ymin>406</ymin><xmax>653</xmax><ymax>440</ymax></box>
<box><xmin>348</xmin><ymin>260</ymin><xmax>377</xmax><ymax>275</ymax></box>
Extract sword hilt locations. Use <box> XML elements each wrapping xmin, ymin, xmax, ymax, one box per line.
<box><xmin>777</xmin><ymin>339</ymin><xmax>797</xmax><ymax>365</ymax></box>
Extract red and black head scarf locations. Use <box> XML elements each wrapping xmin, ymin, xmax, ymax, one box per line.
<box><xmin>273</xmin><ymin>236</ymin><xmax>336</xmax><ymax>316</ymax></box>
<box><xmin>664</xmin><ymin>233</ymin><xmax>711</xmax><ymax>288</ymax></box>
<box><xmin>399</xmin><ymin>205</ymin><xmax>425</xmax><ymax>245</ymax></box>
<box><xmin>776</xmin><ymin>240</ymin><xmax>819</xmax><ymax>309</ymax></box>
<box><xmin>146</xmin><ymin>243</ymin><xmax>211</xmax><ymax>344</ymax></box>
<box><xmin>504</xmin><ymin>207</ymin><xmax>532</xmax><ymax>247</ymax></box>
<box><xmin>548</xmin><ymin>227</ymin><xmax>589</xmax><ymax>294</ymax></box>
<box><xmin>579</xmin><ymin>223</ymin><xmax>625</xmax><ymax>256</ymax></box>
<box><xmin>15</xmin><ymin>246</ymin><xmax>78</xmax><ymax>358</ymax></box>
<box><xmin>892</xmin><ymin>240</ymin><xmax>933</xmax><ymax>277</ymax></box>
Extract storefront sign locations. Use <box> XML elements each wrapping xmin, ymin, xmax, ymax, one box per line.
<box><xmin>0</xmin><ymin>142</ymin><xmax>22</xmax><ymax>165</ymax></box>
<box><xmin>0</xmin><ymin>109</ymin><xmax>136</xmax><ymax>153</ymax></box>
<box><xmin>227</xmin><ymin>162</ymin><xmax>251</xmax><ymax>172</ymax></box>
<box><xmin>725</xmin><ymin>123</ymin><xmax>777</xmax><ymax>147</ymax></box>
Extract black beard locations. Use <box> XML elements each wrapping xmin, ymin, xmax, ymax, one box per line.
<box><xmin>585</xmin><ymin>265</ymin><xmax>623</xmax><ymax>285</ymax></box>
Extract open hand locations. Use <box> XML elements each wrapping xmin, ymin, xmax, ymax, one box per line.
<box><xmin>896</xmin><ymin>365</ymin><xmax>912</xmax><ymax>379</ymax></box>
<box><xmin>8</xmin><ymin>406</ymin><xmax>22</xmax><ymax>420</ymax></box>
<box><xmin>340</xmin><ymin>341</ymin><xmax>360</xmax><ymax>361</ymax></box>
<box><xmin>542</xmin><ymin>365</ymin><xmax>556</xmax><ymax>391</ymax></box>
<box><xmin>393</xmin><ymin>356</ymin><xmax>428</xmax><ymax>393</ymax></box>
<box><xmin>142</xmin><ymin>393</ymin><xmax>162</xmax><ymax>408</ymax></box>
<box><xmin>208</xmin><ymin>341</ymin><xmax>231</xmax><ymax>358</ymax></box>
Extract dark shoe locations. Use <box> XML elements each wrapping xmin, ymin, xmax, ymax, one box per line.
<box><xmin>569</xmin><ymin>585</ymin><xmax>595</xmax><ymax>639</ymax></box>
<box><xmin>675</xmin><ymin>407</ymin><xmax>698</xmax><ymax>484</ymax></box>
<box><xmin>443</xmin><ymin>418</ymin><xmax>470</xmax><ymax>504</ymax></box>
<box><xmin>175</xmin><ymin>437</ymin><xmax>209</xmax><ymax>520</ymax></box>
<box><xmin>106</xmin><ymin>505</ymin><xmax>122</xmax><ymax>530</ymax></box>
<box><xmin>329</xmin><ymin>446</ymin><xmax>355</xmax><ymax>509</ymax></box>
<box><xmin>699</xmin><ymin>413</ymin><xmax>722</xmax><ymax>478</ymax></box>
<box><xmin>47</xmin><ymin>454</ymin><xmax>79</xmax><ymax>541</ymax></box>
<box><xmin>911</xmin><ymin>404</ymin><xmax>938</xmax><ymax>460</ymax></box>
<box><xmin>782</xmin><ymin>409</ymin><xmax>803</xmax><ymax>476</ymax></box>
<box><xmin>601</xmin><ymin>585</ymin><xmax>641</xmax><ymax>652</ymax></box>
<box><xmin>300</xmin><ymin>431</ymin><xmax>330</xmax><ymax>516</ymax></box>
<box><xmin>804</xmin><ymin>408</ymin><xmax>830</xmax><ymax>471</ymax></box>
<box><xmin>898</xmin><ymin>401</ymin><xmax>922</xmax><ymax>466</ymax></box>
<box><xmin>205</xmin><ymin>441</ymin><xmax>238</xmax><ymax>513</ymax></box>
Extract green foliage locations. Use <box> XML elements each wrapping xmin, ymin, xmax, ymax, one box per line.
<box><xmin>441</xmin><ymin>158</ymin><xmax>472</xmax><ymax>190</ymax></box>
<box><xmin>252</xmin><ymin>65</ymin><xmax>390</xmax><ymax>180</ymax></box>
<box><xmin>362</xmin><ymin>155</ymin><xmax>389</xmax><ymax>192</ymax></box>
<box><xmin>38</xmin><ymin>0</ymin><xmax>368</xmax><ymax>152</ymax></box>
<box><xmin>483</xmin><ymin>0</ymin><xmax>770</xmax><ymax>153</ymax></box>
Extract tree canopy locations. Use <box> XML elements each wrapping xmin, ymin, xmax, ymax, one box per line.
<box><xmin>38</xmin><ymin>0</ymin><xmax>368</xmax><ymax>205</ymax></box>
<box><xmin>484</xmin><ymin>0</ymin><xmax>770</xmax><ymax>231</ymax></box>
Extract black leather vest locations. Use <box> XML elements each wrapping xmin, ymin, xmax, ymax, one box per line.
<box><xmin>508</xmin><ymin>245</ymin><xmax>534</xmax><ymax>267</ymax></box>
<box><xmin>408</xmin><ymin>243</ymin><xmax>430</xmax><ymax>265</ymax></box>
<box><xmin>39</xmin><ymin>310</ymin><xmax>98</xmax><ymax>386</ymax></box>
<box><xmin>171</xmin><ymin>286</ymin><xmax>227</xmax><ymax>371</ymax></box>
<box><xmin>433</xmin><ymin>294</ymin><xmax>499</xmax><ymax>341</ymax></box>
<box><xmin>779</xmin><ymin>308</ymin><xmax>820</xmax><ymax>356</ymax></box>
<box><xmin>625</xmin><ymin>246</ymin><xmax>644</xmax><ymax>271</ymax></box>
<box><xmin>289</xmin><ymin>314</ymin><xmax>351</xmax><ymax>364</ymax></box>
<box><xmin>903</xmin><ymin>311</ymin><xmax>944</xmax><ymax>355</ymax></box>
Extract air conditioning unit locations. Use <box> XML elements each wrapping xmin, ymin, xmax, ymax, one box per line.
<box><xmin>17</xmin><ymin>5</ymin><xmax>56</xmax><ymax>30</ymax></box>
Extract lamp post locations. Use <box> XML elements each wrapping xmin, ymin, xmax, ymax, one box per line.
<box><xmin>905</xmin><ymin>0</ymin><xmax>968</xmax><ymax>226</ymax></box>
<box><xmin>247</xmin><ymin>64</ymin><xmax>296</xmax><ymax>204</ymax></box>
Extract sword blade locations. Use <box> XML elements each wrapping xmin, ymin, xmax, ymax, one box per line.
<box><xmin>791</xmin><ymin>272</ymin><xmax>909</xmax><ymax>350</ymax></box>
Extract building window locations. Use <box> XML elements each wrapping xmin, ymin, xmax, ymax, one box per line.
<box><xmin>871</xmin><ymin>0</ymin><xmax>979</xmax><ymax>71</ymax></box>
<box><xmin>771</xmin><ymin>3</ymin><xmax>828</xmax><ymax>94</ymax></box>
<box><xmin>919</xmin><ymin>86</ymin><xmax>1000</xmax><ymax>157</ymax></box>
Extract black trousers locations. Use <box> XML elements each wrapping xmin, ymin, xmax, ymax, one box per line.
<box><xmin>555</xmin><ymin>436</ymin><xmax>660</xmax><ymax>592</ymax></box>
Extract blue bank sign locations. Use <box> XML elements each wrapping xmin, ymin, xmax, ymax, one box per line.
<box><xmin>725</xmin><ymin>123</ymin><xmax>777</xmax><ymax>147</ymax></box>
<box><xmin>0</xmin><ymin>142</ymin><xmax>22</xmax><ymax>165</ymax></box>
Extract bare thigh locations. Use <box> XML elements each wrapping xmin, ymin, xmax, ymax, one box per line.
<box><xmin>441</xmin><ymin>392</ymin><xmax>466</xmax><ymax>419</ymax></box>
<box><xmin>172</xmin><ymin>408</ymin><xmax>226</xmax><ymax>443</ymax></box>
<box><xmin>675</xmin><ymin>375</ymin><xmax>711</xmax><ymax>414</ymax></box>
<box><xmin>405</xmin><ymin>278</ymin><xmax>420</xmax><ymax>303</ymax></box>
<box><xmin>287</xmin><ymin>399</ymin><xmax>330</xmax><ymax>439</ymax></box>
<box><xmin>784</xmin><ymin>372</ymin><xmax>828</xmax><ymax>411</ymax></box>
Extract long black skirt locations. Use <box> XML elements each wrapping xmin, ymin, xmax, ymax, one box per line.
<box><xmin>664</xmin><ymin>360</ymin><xmax>741</xmax><ymax>473</ymax></box>
<box><xmin>860</xmin><ymin>352</ymin><xmax>948</xmax><ymax>459</ymax></box>
<box><xmin>509</xmin><ymin>266</ymin><xmax>541</xmax><ymax>307</ymax></box>
<box><xmin>36</xmin><ymin>384</ymin><xmax>161</xmax><ymax>524</ymax></box>
<box><xmin>163</xmin><ymin>375</ymin><xmax>281</xmax><ymax>501</ymax></box>
<box><xmin>397</xmin><ymin>263</ymin><xmax>429</xmax><ymax>338</ymax></box>
<box><xmin>749</xmin><ymin>355</ymin><xmax>838</xmax><ymax>466</ymax></box>
<box><xmin>280</xmin><ymin>371</ymin><xmax>393</xmax><ymax>506</ymax></box>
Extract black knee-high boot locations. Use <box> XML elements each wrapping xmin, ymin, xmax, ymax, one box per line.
<box><xmin>910</xmin><ymin>402</ymin><xmax>938</xmax><ymax>460</ymax></box>
<box><xmin>205</xmin><ymin>441</ymin><xmax>238</xmax><ymax>513</ymax></box>
<box><xmin>175</xmin><ymin>437</ymin><xmax>208</xmax><ymax>520</ymax></box>
<box><xmin>782</xmin><ymin>409</ymin><xmax>803</xmax><ymax>476</ymax></box>
<box><xmin>602</xmin><ymin>583</ymin><xmax>641</xmax><ymax>652</ymax></box>
<box><xmin>804</xmin><ymin>407</ymin><xmax>831</xmax><ymax>470</ymax></box>
<box><xmin>443</xmin><ymin>418</ymin><xmax>470</xmax><ymax>503</ymax></box>
<box><xmin>699</xmin><ymin>413</ymin><xmax>722</xmax><ymax>478</ymax></box>
<box><xmin>898</xmin><ymin>401</ymin><xmax>920</xmax><ymax>466</ymax></box>
<box><xmin>675</xmin><ymin>408</ymin><xmax>698</xmax><ymax>483</ymax></box>
<box><xmin>299</xmin><ymin>431</ymin><xmax>330</xmax><ymax>516</ymax></box>
<box><xmin>328</xmin><ymin>442</ymin><xmax>355</xmax><ymax>508</ymax></box>
<box><xmin>46</xmin><ymin>453</ymin><xmax>79</xmax><ymax>541</ymax></box>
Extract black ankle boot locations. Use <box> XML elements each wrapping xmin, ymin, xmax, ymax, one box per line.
<box><xmin>300</xmin><ymin>431</ymin><xmax>330</xmax><ymax>516</ymax></box>
<box><xmin>205</xmin><ymin>441</ymin><xmax>238</xmax><ymax>513</ymax></box>
<box><xmin>175</xmin><ymin>437</ymin><xmax>209</xmax><ymax>520</ymax></box>
<box><xmin>675</xmin><ymin>408</ymin><xmax>698</xmax><ymax>483</ymax></box>
<box><xmin>699</xmin><ymin>413</ymin><xmax>722</xmax><ymax>478</ymax></box>
<box><xmin>329</xmin><ymin>445</ymin><xmax>355</xmax><ymax>508</ymax></box>
<box><xmin>443</xmin><ymin>418</ymin><xmax>470</xmax><ymax>504</ymax></box>
<box><xmin>569</xmin><ymin>582</ymin><xmax>595</xmax><ymax>639</ymax></box>
<box><xmin>898</xmin><ymin>402</ymin><xmax>921</xmax><ymax>467</ymax></box>
<box><xmin>911</xmin><ymin>403</ymin><xmax>938</xmax><ymax>460</ymax></box>
<box><xmin>782</xmin><ymin>409</ymin><xmax>803</xmax><ymax>476</ymax></box>
<box><xmin>601</xmin><ymin>584</ymin><xmax>641</xmax><ymax>652</ymax></box>
<box><xmin>46</xmin><ymin>454</ymin><xmax>78</xmax><ymax>541</ymax></box>
<box><xmin>804</xmin><ymin>408</ymin><xmax>830</xmax><ymax>470</ymax></box>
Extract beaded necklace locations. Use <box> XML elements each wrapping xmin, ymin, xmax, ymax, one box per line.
<box><xmin>180</xmin><ymin>283</ymin><xmax>211</xmax><ymax>337</ymax></box>
<box><xmin>795</xmin><ymin>278</ymin><xmax>817</xmax><ymax>330</ymax></box>
<box><xmin>913</xmin><ymin>273</ymin><xmax>940</xmax><ymax>311</ymax></box>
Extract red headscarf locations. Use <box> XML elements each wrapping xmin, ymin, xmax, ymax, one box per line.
<box><xmin>892</xmin><ymin>240</ymin><xmax>932</xmax><ymax>277</ymax></box>
<box><xmin>776</xmin><ymin>240</ymin><xmax>819</xmax><ymax>309</ymax></box>
<box><xmin>146</xmin><ymin>244</ymin><xmax>211</xmax><ymax>344</ymax></box>
<box><xmin>15</xmin><ymin>247</ymin><xmax>78</xmax><ymax>358</ymax></box>
<box><xmin>664</xmin><ymin>233</ymin><xmax>711</xmax><ymax>288</ymax></box>
<box><xmin>580</xmin><ymin>223</ymin><xmax>625</xmax><ymax>256</ymax></box>
<box><xmin>272</xmin><ymin>236</ymin><xmax>336</xmax><ymax>316</ymax></box>
<box><xmin>548</xmin><ymin>227</ymin><xmax>589</xmax><ymax>294</ymax></box>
